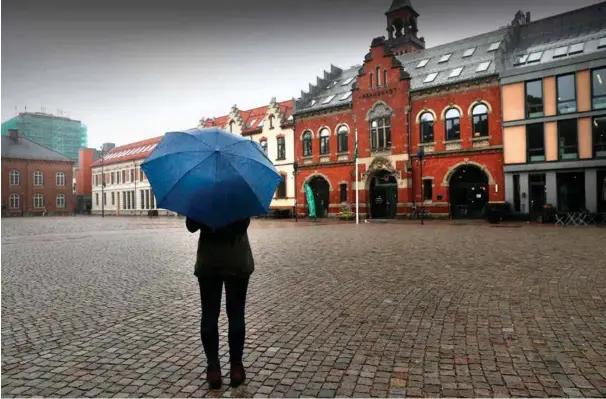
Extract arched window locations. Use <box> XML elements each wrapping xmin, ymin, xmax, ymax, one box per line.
<box><xmin>337</xmin><ymin>125</ymin><xmax>349</xmax><ymax>153</ymax></box>
<box><xmin>229</xmin><ymin>121</ymin><xmax>234</xmax><ymax>133</ymax></box>
<box><xmin>33</xmin><ymin>171</ymin><xmax>43</xmax><ymax>186</ymax></box>
<box><xmin>276</xmin><ymin>136</ymin><xmax>286</xmax><ymax>160</ymax></box>
<box><xmin>445</xmin><ymin>108</ymin><xmax>461</xmax><ymax>141</ymax></box>
<box><xmin>370</xmin><ymin>73</ymin><xmax>374</xmax><ymax>89</ymax></box>
<box><xmin>260</xmin><ymin>140</ymin><xmax>268</xmax><ymax>155</ymax></box>
<box><xmin>383</xmin><ymin>69</ymin><xmax>388</xmax><ymax>87</ymax></box>
<box><xmin>302</xmin><ymin>131</ymin><xmax>313</xmax><ymax>156</ymax></box>
<box><xmin>56</xmin><ymin>194</ymin><xmax>66</xmax><ymax>209</ymax></box>
<box><xmin>370</xmin><ymin>118</ymin><xmax>392</xmax><ymax>150</ymax></box>
<box><xmin>33</xmin><ymin>193</ymin><xmax>44</xmax><ymax>209</ymax></box>
<box><xmin>472</xmin><ymin>104</ymin><xmax>489</xmax><ymax>137</ymax></box>
<box><xmin>376</xmin><ymin>66</ymin><xmax>381</xmax><ymax>87</ymax></box>
<box><xmin>9</xmin><ymin>193</ymin><xmax>20</xmax><ymax>209</ymax></box>
<box><xmin>56</xmin><ymin>172</ymin><xmax>65</xmax><ymax>186</ymax></box>
<box><xmin>269</xmin><ymin>115</ymin><xmax>275</xmax><ymax>129</ymax></box>
<box><xmin>9</xmin><ymin>169</ymin><xmax>19</xmax><ymax>186</ymax></box>
<box><xmin>319</xmin><ymin>128</ymin><xmax>330</xmax><ymax>155</ymax></box>
<box><xmin>420</xmin><ymin>112</ymin><xmax>435</xmax><ymax>143</ymax></box>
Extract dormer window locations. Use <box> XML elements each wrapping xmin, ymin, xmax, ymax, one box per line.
<box><xmin>416</xmin><ymin>59</ymin><xmax>429</xmax><ymax>68</ymax></box>
<box><xmin>462</xmin><ymin>47</ymin><xmax>476</xmax><ymax>57</ymax></box>
<box><xmin>438</xmin><ymin>54</ymin><xmax>452</xmax><ymax>63</ymax></box>
<box><xmin>487</xmin><ymin>42</ymin><xmax>501</xmax><ymax>52</ymax></box>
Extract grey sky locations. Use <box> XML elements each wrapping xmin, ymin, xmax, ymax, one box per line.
<box><xmin>2</xmin><ymin>0</ymin><xmax>600</xmax><ymax>149</ymax></box>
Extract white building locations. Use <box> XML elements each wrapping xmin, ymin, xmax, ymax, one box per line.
<box><xmin>90</xmin><ymin>137</ymin><xmax>176</xmax><ymax>216</ymax></box>
<box><xmin>201</xmin><ymin>97</ymin><xmax>296</xmax><ymax>215</ymax></box>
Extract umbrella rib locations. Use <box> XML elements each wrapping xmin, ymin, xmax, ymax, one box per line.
<box><xmin>221</xmin><ymin>154</ymin><xmax>267</xmax><ymax>211</ymax></box>
<box><xmin>221</xmin><ymin>151</ymin><xmax>277</xmax><ymax>172</ymax></box>
<box><xmin>156</xmin><ymin>152</ymin><xmax>215</xmax><ymax>207</ymax></box>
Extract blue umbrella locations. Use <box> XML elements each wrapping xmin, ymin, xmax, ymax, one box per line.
<box><xmin>141</xmin><ymin>127</ymin><xmax>282</xmax><ymax>229</ymax></box>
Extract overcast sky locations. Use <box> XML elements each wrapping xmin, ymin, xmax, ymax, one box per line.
<box><xmin>2</xmin><ymin>0</ymin><xmax>600</xmax><ymax>149</ymax></box>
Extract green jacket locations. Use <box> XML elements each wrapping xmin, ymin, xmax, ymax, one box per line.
<box><xmin>186</xmin><ymin>217</ymin><xmax>254</xmax><ymax>278</ymax></box>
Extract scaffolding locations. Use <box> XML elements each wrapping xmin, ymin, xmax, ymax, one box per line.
<box><xmin>1</xmin><ymin>112</ymin><xmax>88</xmax><ymax>161</ymax></box>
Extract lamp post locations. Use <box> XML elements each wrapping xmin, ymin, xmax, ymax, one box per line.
<box><xmin>416</xmin><ymin>146</ymin><xmax>426</xmax><ymax>225</ymax></box>
<box><xmin>293</xmin><ymin>160</ymin><xmax>299</xmax><ymax>222</ymax></box>
<box><xmin>100</xmin><ymin>145</ymin><xmax>105</xmax><ymax>218</ymax></box>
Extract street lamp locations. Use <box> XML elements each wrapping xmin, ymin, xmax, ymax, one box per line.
<box><xmin>416</xmin><ymin>146</ymin><xmax>426</xmax><ymax>225</ymax></box>
<box><xmin>293</xmin><ymin>160</ymin><xmax>299</xmax><ymax>222</ymax></box>
<box><xmin>100</xmin><ymin>145</ymin><xmax>105</xmax><ymax>218</ymax></box>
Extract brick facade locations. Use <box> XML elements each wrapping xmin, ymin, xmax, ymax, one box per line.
<box><xmin>293</xmin><ymin>0</ymin><xmax>509</xmax><ymax>219</ymax></box>
<box><xmin>2</xmin><ymin>158</ymin><xmax>75</xmax><ymax>216</ymax></box>
<box><xmin>409</xmin><ymin>80</ymin><xmax>505</xmax><ymax>216</ymax></box>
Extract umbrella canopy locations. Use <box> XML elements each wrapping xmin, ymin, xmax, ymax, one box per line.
<box><xmin>141</xmin><ymin>127</ymin><xmax>281</xmax><ymax>229</ymax></box>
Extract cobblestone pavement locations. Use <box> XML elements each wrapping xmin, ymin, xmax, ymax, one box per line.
<box><xmin>2</xmin><ymin>217</ymin><xmax>606</xmax><ymax>398</ymax></box>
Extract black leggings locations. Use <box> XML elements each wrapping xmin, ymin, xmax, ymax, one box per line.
<box><xmin>198</xmin><ymin>275</ymin><xmax>249</xmax><ymax>365</ymax></box>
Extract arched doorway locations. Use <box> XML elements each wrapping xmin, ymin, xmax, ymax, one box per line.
<box><xmin>308</xmin><ymin>176</ymin><xmax>330</xmax><ymax>218</ymax></box>
<box><xmin>369</xmin><ymin>170</ymin><xmax>398</xmax><ymax>219</ymax></box>
<box><xmin>449</xmin><ymin>165</ymin><xmax>489</xmax><ymax>219</ymax></box>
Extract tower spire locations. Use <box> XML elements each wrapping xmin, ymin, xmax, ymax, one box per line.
<box><xmin>385</xmin><ymin>0</ymin><xmax>424</xmax><ymax>54</ymax></box>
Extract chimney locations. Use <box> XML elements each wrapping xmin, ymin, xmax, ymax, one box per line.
<box><xmin>8</xmin><ymin>129</ymin><xmax>19</xmax><ymax>142</ymax></box>
<box><xmin>525</xmin><ymin>11</ymin><xmax>531</xmax><ymax>23</ymax></box>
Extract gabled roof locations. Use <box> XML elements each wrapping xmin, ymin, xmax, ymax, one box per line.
<box><xmin>91</xmin><ymin>136</ymin><xmax>163</xmax><ymax>167</ymax></box>
<box><xmin>208</xmin><ymin>99</ymin><xmax>293</xmax><ymax>134</ymax></box>
<box><xmin>502</xmin><ymin>3</ymin><xmax>606</xmax><ymax>71</ymax></box>
<box><xmin>396</xmin><ymin>28</ymin><xmax>508</xmax><ymax>91</ymax></box>
<box><xmin>293</xmin><ymin>65</ymin><xmax>360</xmax><ymax>115</ymax></box>
<box><xmin>1</xmin><ymin>133</ymin><xmax>74</xmax><ymax>162</ymax></box>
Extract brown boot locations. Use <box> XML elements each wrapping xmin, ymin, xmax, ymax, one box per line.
<box><xmin>230</xmin><ymin>362</ymin><xmax>246</xmax><ymax>387</ymax></box>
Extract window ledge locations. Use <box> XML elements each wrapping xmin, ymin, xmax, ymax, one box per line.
<box><xmin>302</xmin><ymin>155</ymin><xmax>313</xmax><ymax>159</ymax></box>
<box><xmin>337</xmin><ymin>151</ymin><xmax>349</xmax><ymax>155</ymax></box>
<box><xmin>370</xmin><ymin>148</ymin><xmax>392</xmax><ymax>153</ymax></box>
<box><xmin>471</xmin><ymin>135</ymin><xmax>491</xmax><ymax>141</ymax></box>
<box><xmin>419</xmin><ymin>142</ymin><xmax>436</xmax><ymax>146</ymax></box>
<box><xmin>442</xmin><ymin>139</ymin><xmax>462</xmax><ymax>144</ymax></box>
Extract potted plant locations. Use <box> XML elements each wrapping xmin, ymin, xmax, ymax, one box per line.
<box><xmin>337</xmin><ymin>204</ymin><xmax>354</xmax><ymax>221</ymax></box>
<box><xmin>542</xmin><ymin>204</ymin><xmax>555</xmax><ymax>224</ymax></box>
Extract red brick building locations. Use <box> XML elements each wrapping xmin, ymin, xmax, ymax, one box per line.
<box><xmin>292</xmin><ymin>0</ymin><xmax>513</xmax><ymax>219</ymax></box>
<box><xmin>74</xmin><ymin>147</ymin><xmax>102</xmax><ymax>213</ymax></box>
<box><xmin>1</xmin><ymin>129</ymin><xmax>75</xmax><ymax>216</ymax></box>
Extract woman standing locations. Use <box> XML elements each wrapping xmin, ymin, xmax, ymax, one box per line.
<box><xmin>186</xmin><ymin>216</ymin><xmax>254</xmax><ymax>390</ymax></box>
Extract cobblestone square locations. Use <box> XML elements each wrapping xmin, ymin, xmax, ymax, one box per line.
<box><xmin>2</xmin><ymin>217</ymin><xmax>606</xmax><ymax>397</ymax></box>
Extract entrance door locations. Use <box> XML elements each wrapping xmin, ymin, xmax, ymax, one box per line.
<box><xmin>449</xmin><ymin>165</ymin><xmax>489</xmax><ymax>219</ymax></box>
<box><xmin>370</xmin><ymin>170</ymin><xmax>398</xmax><ymax>219</ymax></box>
<box><xmin>529</xmin><ymin>174</ymin><xmax>546</xmax><ymax>220</ymax></box>
<box><xmin>309</xmin><ymin>176</ymin><xmax>330</xmax><ymax>218</ymax></box>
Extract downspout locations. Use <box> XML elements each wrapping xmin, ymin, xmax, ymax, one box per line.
<box><xmin>133</xmin><ymin>160</ymin><xmax>137</xmax><ymax>216</ymax></box>
<box><xmin>407</xmin><ymin>90</ymin><xmax>412</xmax><ymax>213</ymax></box>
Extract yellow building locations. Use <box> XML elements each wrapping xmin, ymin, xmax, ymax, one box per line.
<box><xmin>500</xmin><ymin>4</ymin><xmax>606</xmax><ymax>217</ymax></box>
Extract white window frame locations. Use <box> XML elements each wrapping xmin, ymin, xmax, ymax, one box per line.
<box><xmin>33</xmin><ymin>193</ymin><xmax>44</xmax><ymax>209</ymax></box>
<box><xmin>9</xmin><ymin>193</ymin><xmax>20</xmax><ymax>209</ymax></box>
<box><xmin>56</xmin><ymin>172</ymin><xmax>65</xmax><ymax>186</ymax></box>
<box><xmin>9</xmin><ymin>169</ymin><xmax>19</xmax><ymax>186</ymax></box>
<box><xmin>56</xmin><ymin>194</ymin><xmax>66</xmax><ymax>209</ymax></box>
<box><xmin>33</xmin><ymin>171</ymin><xmax>43</xmax><ymax>186</ymax></box>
